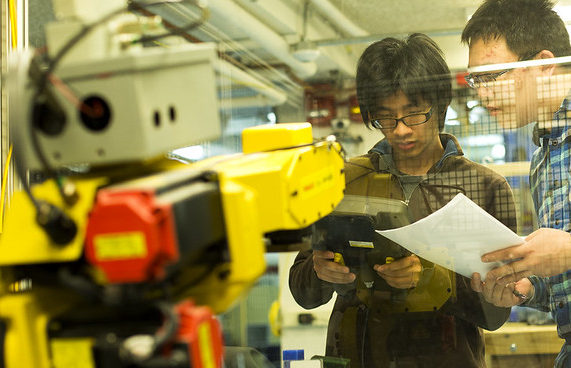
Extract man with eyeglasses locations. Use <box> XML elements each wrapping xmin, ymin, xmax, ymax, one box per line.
<box><xmin>289</xmin><ymin>33</ymin><xmax>516</xmax><ymax>368</ymax></box>
<box><xmin>464</xmin><ymin>51</ymin><xmax>541</xmax><ymax>89</ymax></box>
<box><xmin>462</xmin><ymin>1</ymin><xmax>571</xmax><ymax>367</ymax></box>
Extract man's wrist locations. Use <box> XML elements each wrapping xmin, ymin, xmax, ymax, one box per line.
<box><xmin>520</xmin><ymin>281</ymin><xmax>535</xmax><ymax>305</ymax></box>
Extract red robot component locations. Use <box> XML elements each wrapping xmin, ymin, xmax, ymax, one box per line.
<box><xmin>171</xmin><ymin>300</ymin><xmax>224</xmax><ymax>368</ymax></box>
<box><xmin>85</xmin><ymin>188</ymin><xmax>179</xmax><ymax>283</ymax></box>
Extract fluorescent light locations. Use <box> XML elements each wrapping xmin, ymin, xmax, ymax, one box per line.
<box><xmin>491</xmin><ymin>144</ymin><xmax>506</xmax><ymax>159</ymax></box>
<box><xmin>171</xmin><ymin>145</ymin><xmax>205</xmax><ymax>161</ymax></box>
<box><xmin>459</xmin><ymin>134</ymin><xmax>503</xmax><ymax>147</ymax></box>
<box><xmin>267</xmin><ymin>112</ymin><xmax>277</xmax><ymax>124</ymax></box>
<box><xmin>446</xmin><ymin>106</ymin><xmax>458</xmax><ymax>119</ymax></box>
<box><xmin>466</xmin><ymin>100</ymin><xmax>479</xmax><ymax>109</ymax></box>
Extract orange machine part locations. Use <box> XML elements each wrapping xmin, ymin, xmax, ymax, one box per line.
<box><xmin>173</xmin><ymin>300</ymin><xmax>224</xmax><ymax>368</ymax></box>
<box><xmin>84</xmin><ymin>189</ymin><xmax>180</xmax><ymax>283</ymax></box>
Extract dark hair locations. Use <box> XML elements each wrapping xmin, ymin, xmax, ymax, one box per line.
<box><xmin>356</xmin><ymin>33</ymin><xmax>452</xmax><ymax>131</ymax></box>
<box><xmin>462</xmin><ymin>0</ymin><xmax>571</xmax><ymax>59</ymax></box>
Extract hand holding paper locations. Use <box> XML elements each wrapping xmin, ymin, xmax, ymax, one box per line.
<box><xmin>481</xmin><ymin>227</ymin><xmax>571</xmax><ymax>284</ymax></box>
<box><xmin>376</xmin><ymin>193</ymin><xmax>523</xmax><ymax>279</ymax></box>
<box><xmin>470</xmin><ymin>273</ymin><xmax>532</xmax><ymax>307</ymax></box>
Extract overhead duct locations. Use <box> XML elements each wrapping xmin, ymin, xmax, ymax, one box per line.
<box><xmin>208</xmin><ymin>0</ymin><xmax>317</xmax><ymax>79</ymax></box>
<box><xmin>215</xmin><ymin>60</ymin><xmax>288</xmax><ymax>108</ymax></box>
<box><xmin>219</xmin><ymin>95</ymin><xmax>285</xmax><ymax>110</ymax></box>
<box><xmin>234</xmin><ymin>0</ymin><xmax>357</xmax><ymax>76</ymax></box>
<box><xmin>310</xmin><ymin>0</ymin><xmax>368</xmax><ymax>37</ymax></box>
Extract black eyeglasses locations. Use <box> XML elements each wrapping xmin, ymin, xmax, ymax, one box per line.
<box><xmin>464</xmin><ymin>70</ymin><xmax>510</xmax><ymax>89</ymax></box>
<box><xmin>370</xmin><ymin>107</ymin><xmax>433</xmax><ymax>130</ymax></box>
<box><xmin>464</xmin><ymin>51</ymin><xmax>540</xmax><ymax>89</ymax></box>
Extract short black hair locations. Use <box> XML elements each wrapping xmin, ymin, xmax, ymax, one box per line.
<box><xmin>462</xmin><ymin>0</ymin><xmax>571</xmax><ymax>59</ymax></box>
<box><xmin>356</xmin><ymin>33</ymin><xmax>452</xmax><ymax>131</ymax></box>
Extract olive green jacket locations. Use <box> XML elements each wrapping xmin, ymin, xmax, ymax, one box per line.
<box><xmin>289</xmin><ymin>134</ymin><xmax>515</xmax><ymax>368</ymax></box>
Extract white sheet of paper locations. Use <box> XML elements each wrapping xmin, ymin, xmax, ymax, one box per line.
<box><xmin>376</xmin><ymin>193</ymin><xmax>523</xmax><ymax>279</ymax></box>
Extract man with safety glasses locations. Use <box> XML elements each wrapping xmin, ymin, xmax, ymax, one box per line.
<box><xmin>462</xmin><ymin>1</ymin><xmax>571</xmax><ymax>367</ymax></box>
<box><xmin>289</xmin><ymin>33</ymin><xmax>516</xmax><ymax>368</ymax></box>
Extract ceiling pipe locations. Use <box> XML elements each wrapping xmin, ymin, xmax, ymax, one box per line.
<box><xmin>315</xmin><ymin>29</ymin><xmax>463</xmax><ymax>47</ymax></box>
<box><xmin>215</xmin><ymin>60</ymin><xmax>287</xmax><ymax>107</ymax></box>
<box><xmin>218</xmin><ymin>95</ymin><xmax>285</xmax><ymax>110</ymax></box>
<box><xmin>309</xmin><ymin>0</ymin><xmax>368</xmax><ymax>37</ymax></box>
<box><xmin>208</xmin><ymin>0</ymin><xmax>317</xmax><ymax>79</ymax></box>
<box><xmin>233</xmin><ymin>0</ymin><xmax>356</xmax><ymax>77</ymax></box>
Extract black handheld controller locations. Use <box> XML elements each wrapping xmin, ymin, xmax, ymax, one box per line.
<box><xmin>312</xmin><ymin>195</ymin><xmax>412</xmax><ymax>291</ymax></box>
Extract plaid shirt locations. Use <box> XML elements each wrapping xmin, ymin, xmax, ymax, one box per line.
<box><xmin>526</xmin><ymin>98</ymin><xmax>571</xmax><ymax>367</ymax></box>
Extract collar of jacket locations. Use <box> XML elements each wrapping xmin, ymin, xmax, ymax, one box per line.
<box><xmin>367</xmin><ymin>133</ymin><xmax>464</xmax><ymax>174</ymax></box>
<box><xmin>532</xmin><ymin>93</ymin><xmax>571</xmax><ymax>146</ymax></box>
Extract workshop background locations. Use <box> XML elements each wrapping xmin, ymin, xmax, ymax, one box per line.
<box><xmin>3</xmin><ymin>0</ymin><xmax>571</xmax><ymax>367</ymax></box>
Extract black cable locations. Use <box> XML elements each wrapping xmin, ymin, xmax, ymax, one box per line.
<box><xmin>263</xmin><ymin>141</ymin><xmax>324</xmax><ymax>152</ymax></box>
<box><xmin>57</xmin><ymin>267</ymin><xmax>103</xmax><ymax>302</ymax></box>
<box><xmin>12</xmin><ymin>148</ymin><xmax>40</xmax><ymax>210</ymax></box>
<box><xmin>345</xmin><ymin>161</ymin><xmax>376</xmax><ymax>172</ymax></box>
<box><xmin>187</xmin><ymin>136</ymin><xmax>345</xmax><ymax>176</ymax></box>
<box><xmin>27</xmin><ymin>0</ymin><xmax>208</xmax><ymax>201</ymax></box>
<box><xmin>24</xmin><ymin>6</ymin><xmax>127</xmax><ymax>209</ymax></box>
<box><xmin>28</xmin><ymin>6</ymin><xmax>127</xmax><ymax>192</ymax></box>
<box><xmin>264</xmin><ymin>136</ymin><xmax>346</xmax><ymax>156</ymax></box>
<box><xmin>22</xmin><ymin>1</ymin><xmax>209</xmax><ymax>243</ymax></box>
<box><xmin>344</xmin><ymin>161</ymin><xmax>377</xmax><ymax>187</ymax></box>
<box><xmin>151</xmin><ymin>302</ymin><xmax>180</xmax><ymax>354</ymax></box>
<box><xmin>120</xmin><ymin>301</ymin><xmax>180</xmax><ymax>364</ymax></box>
<box><xmin>360</xmin><ymin>303</ymin><xmax>370</xmax><ymax>368</ymax></box>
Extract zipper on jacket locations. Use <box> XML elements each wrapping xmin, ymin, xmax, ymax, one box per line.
<box><xmin>376</xmin><ymin>148</ymin><xmax>456</xmax><ymax>205</ymax></box>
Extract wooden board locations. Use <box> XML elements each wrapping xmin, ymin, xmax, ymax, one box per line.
<box><xmin>484</xmin><ymin>322</ymin><xmax>563</xmax><ymax>355</ymax></box>
<box><xmin>484</xmin><ymin>322</ymin><xmax>563</xmax><ymax>368</ymax></box>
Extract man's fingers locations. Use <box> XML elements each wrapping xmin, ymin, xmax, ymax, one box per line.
<box><xmin>320</xmin><ymin>273</ymin><xmax>355</xmax><ymax>284</ymax></box>
<box><xmin>381</xmin><ymin>272</ymin><xmax>419</xmax><ymax>289</ymax></box>
<box><xmin>496</xmin><ymin>270</ymin><xmax>531</xmax><ymax>286</ymax></box>
<box><xmin>483</xmin><ymin>282</ymin><xmax>509</xmax><ymax>306</ymax></box>
<box><xmin>312</xmin><ymin>252</ymin><xmax>356</xmax><ymax>284</ymax></box>
<box><xmin>323</xmin><ymin>271</ymin><xmax>355</xmax><ymax>284</ymax></box>
<box><xmin>375</xmin><ymin>262</ymin><xmax>421</xmax><ymax>277</ymax></box>
<box><xmin>380</xmin><ymin>272</ymin><xmax>417</xmax><ymax>281</ymax></box>
<box><xmin>481</xmin><ymin>245</ymin><xmax>524</xmax><ymax>262</ymax></box>
<box><xmin>314</xmin><ymin>265</ymin><xmax>355</xmax><ymax>284</ymax></box>
<box><xmin>478</xmin><ymin>276</ymin><xmax>523</xmax><ymax>307</ymax></box>
<box><xmin>491</xmin><ymin>272</ymin><xmax>518</xmax><ymax>285</ymax></box>
<box><xmin>496</xmin><ymin>285</ymin><xmax>517</xmax><ymax>307</ymax></box>
<box><xmin>484</xmin><ymin>264</ymin><xmax>515</xmax><ymax>281</ymax></box>
<box><xmin>485</xmin><ymin>260</ymin><xmax>530</xmax><ymax>283</ymax></box>
<box><xmin>482</xmin><ymin>277</ymin><xmax>496</xmax><ymax>301</ymax></box>
<box><xmin>471</xmin><ymin>272</ymin><xmax>483</xmax><ymax>292</ymax></box>
<box><xmin>377</xmin><ymin>255</ymin><xmax>419</xmax><ymax>272</ymax></box>
<box><xmin>313</xmin><ymin>250</ymin><xmax>334</xmax><ymax>259</ymax></box>
<box><xmin>377</xmin><ymin>257</ymin><xmax>421</xmax><ymax>289</ymax></box>
<box><xmin>314</xmin><ymin>257</ymin><xmax>350</xmax><ymax>274</ymax></box>
<box><xmin>524</xmin><ymin>228</ymin><xmax>542</xmax><ymax>242</ymax></box>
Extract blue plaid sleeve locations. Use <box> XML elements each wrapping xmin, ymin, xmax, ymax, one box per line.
<box><xmin>524</xmin><ymin>275</ymin><xmax>551</xmax><ymax>312</ymax></box>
